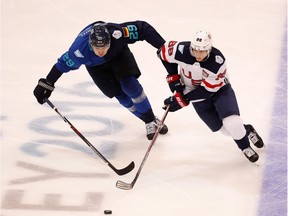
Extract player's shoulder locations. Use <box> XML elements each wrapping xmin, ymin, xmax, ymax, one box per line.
<box><xmin>73</xmin><ymin>22</ymin><xmax>95</xmax><ymax>49</ymax></box>
<box><xmin>209</xmin><ymin>47</ymin><xmax>225</xmax><ymax>61</ymax></box>
<box><xmin>175</xmin><ymin>41</ymin><xmax>191</xmax><ymax>54</ymax></box>
<box><xmin>71</xmin><ymin>32</ymin><xmax>89</xmax><ymax>51</ymax></box>
<box><xmin>104</xmin><ymin>22</ymin><xmax>129</xmax><ymax>41</ymax></box>
<box><xmin>78</xmin><ymin>23</ymin><xmax>93</xmax><ymax>37</ymax></box>
<box><xmin>174</xmin><ymin>41</ymin><xmax>195</xmax><ymax>63</ymax></box>
<box><xmin>178</xmin><ymin>41</ymin><xmax>191</xmax><ymax>47</ymax></box>
<box><xmin>165</xmin><ymin>40</ymin><xmax>190</xmax><ymax>49</ymax></box>
<box><xmin>200</xmin><ymin>47</ymin><xmax>226</xmax><ymax>73</ymax></box>
<box><xmin>68</xmin><ymin>28</ymin><xmax>92</xmax><ymax>60</ymax></box>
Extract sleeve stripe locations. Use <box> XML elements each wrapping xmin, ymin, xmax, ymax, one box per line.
<box><xmin>161</xmin><ymin>46</ymin><xmax>169</xmax><ymax>62</ymax></box>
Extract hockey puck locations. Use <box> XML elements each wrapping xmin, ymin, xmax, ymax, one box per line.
<box><xmin>104</xmin><ymin>210</ymin><xmax>112</xmax><ymax>214</ymax></box>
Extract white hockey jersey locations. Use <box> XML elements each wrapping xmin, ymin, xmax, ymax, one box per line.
<box><xmin>159</xmin><ymin>41</ymin><xmax>229</xmax><ymax>100</ymax></box>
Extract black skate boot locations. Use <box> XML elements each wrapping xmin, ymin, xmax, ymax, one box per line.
<box><xmin>145</xmin><ymin>117</ymin><xmax>168</xmax><ymax>140</ymax></box>
<box><xmin>245</xmin><ymin>124</ymin><xmax>264</xmax><ymax>148</ymax></box>
<box><xmin>243</xmin><ymin>146</ymin><xmax>259</xmax><ymax>163</ymax></box>
<box><xmin>155</xmin><ymin>117</ymin><xmax>168</xmax><ymax>135</ymax></box>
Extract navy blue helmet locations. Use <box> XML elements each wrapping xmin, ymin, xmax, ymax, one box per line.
<box><xmin>89</xmin><ymin>23</ymin><xmax>111</xmax><ymax>47</ymax></box>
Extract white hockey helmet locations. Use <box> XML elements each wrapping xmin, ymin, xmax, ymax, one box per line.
<box><xmin>190</xmin><ymin>31</ymin><xmax>212</xmax><ymax>54</ymax></box>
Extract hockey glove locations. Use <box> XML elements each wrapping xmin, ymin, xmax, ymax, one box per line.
<box><xmin>166</xmin><ymin>74</ymin><xmax>184</xmax><ymax>93</ymax></box>
<box><xmin>33</xmin><ymin>78</ymin><xmax>55</xmax><ymax>104</ymax></box>
<box><xmin>163</xmin><ymin>92</ymin><xmax>189</xmax><ymax>112</ymax></box>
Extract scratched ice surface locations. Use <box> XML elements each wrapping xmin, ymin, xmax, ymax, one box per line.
<box><xmin>1</xmin><ymin>0</ymin><xmax>286</xmax><ymax>216</ymax></box>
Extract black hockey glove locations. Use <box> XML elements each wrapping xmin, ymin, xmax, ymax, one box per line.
<box><xmin>163</xmin><ymin>92</ymin><xmax>189</xmax><ymax>112</ymax></box>
<box><xmin>33</xmin><ymin>78</ymin><xmax>55</xmax><ymax>104</ymax></box>
<box><xmin>166</xmin><ymin>74</ymin><xmax>184</xmax><ymax>93</ymax></box>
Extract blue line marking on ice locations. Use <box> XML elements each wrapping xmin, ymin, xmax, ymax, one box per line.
<box><xmin>257</xmin><ymin>29</ymin><xmax>287</xmax><ymax>216</ymax></box>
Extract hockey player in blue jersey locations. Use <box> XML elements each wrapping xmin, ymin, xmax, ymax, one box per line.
<box><xmin>158</xmin><ymin>31</ymin><xmax>264</xmax><ymax>163</ymax></box>
<box><xmin>33</xmin><ymin>20</ymin><xmax>168</xmax><ymax>140</ymax></box>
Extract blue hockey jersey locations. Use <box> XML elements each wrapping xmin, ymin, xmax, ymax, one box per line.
<box><xmin>55</xmin><ymin>20</ymin><xmax>165</xmax><ymax>73</ymax></box>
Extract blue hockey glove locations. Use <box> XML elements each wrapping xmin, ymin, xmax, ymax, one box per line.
<box><xmin>163</xmin><ymin>92</ymin><xmax>189</xmax><ymax>112</ymax></box>
<box><xmin>33</xmin><ymin>78</ymin><xmax>55</xmax><ymax>104</ymax></box>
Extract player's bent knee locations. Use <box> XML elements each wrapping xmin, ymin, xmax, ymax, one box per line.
<box><xmin>222</xmin><ymin>115</ymin><xmax>246</xmax><ymax>140</ymax></box>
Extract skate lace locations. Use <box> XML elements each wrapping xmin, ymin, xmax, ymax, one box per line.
<box><xmin>248</xmin><ymin>132</ymin><xmax>259</xmax><ymax>144</ymax></box>
<box><xmin>155</xmin><ymin>117</ymin><xmax>164</xmax><ymax>128</ymax></box>
<box><xmin>146</xmin><ymin>121</ymin><xmax>157</xmax><ymax>135</ymax></box>
<box><xmin>243</xmin><ymin>147</ymin><xmax>255</xmax><ymax>157</ymax></box>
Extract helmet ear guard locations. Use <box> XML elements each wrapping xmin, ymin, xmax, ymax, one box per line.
<box><xmin>89</xmin><ymin>23</ymin><xmax>111</xmax><ymax>47</ymax></box>
<box><xmin>189</xmin><ymin>31</ymin><xmax>212</xmax><ymax>56</ymax></box>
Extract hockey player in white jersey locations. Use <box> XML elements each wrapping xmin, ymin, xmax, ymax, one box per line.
<box><xmin>158</xmin><ymin>31</ymin><xmax>264</xmax><ymax>163</ymax></box>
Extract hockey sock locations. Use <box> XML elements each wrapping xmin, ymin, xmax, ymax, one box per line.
<box><xmin>222</xmin><ymin>115</ymin><xmax>251</xmax><ymax>150</ymax></box>
<box><xmin>139</xmin><ymin>108</ymin><xmax>155</xmax><ymax>124</ymax></box>
<box><xmin>219</xmin><ymin>126</ymin><xmax>230</xmax><ymax>136</ymax></box>
<box><xmin>115</xmin><ymin>92</ymin><xmax>141</xmax><ymax>118</ymax></box>
<box><xmin>234</xmin><ymin>133</ymin><xmax>250</xmax><ymax>150</ymax></box>
<box><xmin>120</xmin><ymin>76</ymin><xmax>153</xmax><ymax>115</ymax></box>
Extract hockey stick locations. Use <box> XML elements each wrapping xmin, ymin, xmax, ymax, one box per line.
<box><xmin>44</xmin><ymin>99</ymin><xmax>135</xmax><ymax>175</ymax></box>
<box><xmin>116</xmin><ymin>105</ymin><xmax>170</xmax><ymax>190</ymax></box>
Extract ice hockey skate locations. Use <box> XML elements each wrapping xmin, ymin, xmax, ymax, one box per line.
<box><xmin>145</xmin><ymin>117</ymin><xmax>168</xmax><ymax>140</ymax></box>
<box><xmin>245</xmin><ymin>124</ymin><xmax>264</xmax><ymax>148</ymax></box>
<box><xmin>243</xmin><ymin>146</ymin><xmax>259</xmax><ymax>163</ymax></box>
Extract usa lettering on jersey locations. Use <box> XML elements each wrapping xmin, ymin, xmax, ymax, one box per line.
<box><xmin>160</xmin><ymin>41</ymin><xmax>229</xmax><ymax>93</ymax></box>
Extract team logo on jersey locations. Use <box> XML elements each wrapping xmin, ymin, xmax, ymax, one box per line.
<box><xmin>74</xmin><ymin>49</ymin><xmax>84</xmax><ymax>58</ymax></box>
<box><xmin>202</xmin><ymin>70</ymin><xmax>209</xmax><ymax>78</ymax></box>
<box><xmin>215</xmin><ymin>55</ymin><xmax>224</xmax><ymax>64</ymax></box>
<box><xmin>112</xmin><ymin>30</ymin><xmax>122</xmax><ymax>39</ymax></box>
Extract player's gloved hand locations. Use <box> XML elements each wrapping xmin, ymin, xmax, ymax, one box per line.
<box><xmin>166</xmin><ymin>74</ymin><xmax>184</xmax><ymax>93</ymax></box>
<box><xmin>163</xmin><ymin>92</ymin><xmax>189</xmax><ymax>112</ymax></box>
<box><xmin>156</xmin><ymin>46</ymin><xmax>163</xmax><ymax>58</ymax></box>
<box><xmin>33</xmin><ymin>78</ymin><xmax>55</xmax><ymax>104</ymax></box>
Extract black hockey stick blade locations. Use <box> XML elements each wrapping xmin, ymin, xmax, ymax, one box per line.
<box><xmin>44</xmin><ymin>99</ymin><xmax>135</xmax><ymax>176</ymax></box>
<box><xmin>109</xmin><ymin>161</ymin><xmax>135</xmax><ymax>176</ymax></box>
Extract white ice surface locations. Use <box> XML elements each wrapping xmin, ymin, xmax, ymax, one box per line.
<box><xmin>1</xmin><ymin>0</ymin><xmax>286</xmax><ymax>215</ymax></box>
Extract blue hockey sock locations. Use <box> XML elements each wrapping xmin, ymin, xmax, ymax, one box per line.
<box><xmin>119</xmin><ymin>76</ymin><xmax>155</xmax><ymax>123</ymax></box>
<box><xmin>115</xmin><ymin>92</ymin><xmax>142</xmax><ymax>118</ymax></box>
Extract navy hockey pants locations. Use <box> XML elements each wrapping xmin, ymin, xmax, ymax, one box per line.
<box><xmin>86</xmin><ymin>46</ymin><xmax>141</xmax><ymax>98</ymax></box>
<box><xmin>192</xmin><ymin>84</ymin><xmax>240</xmax><ymax>132</ymax></box>
<box><xmin>85</xmin><ymin>46</ymin><xmax>155</xmax><ymax>123</ymax></box>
